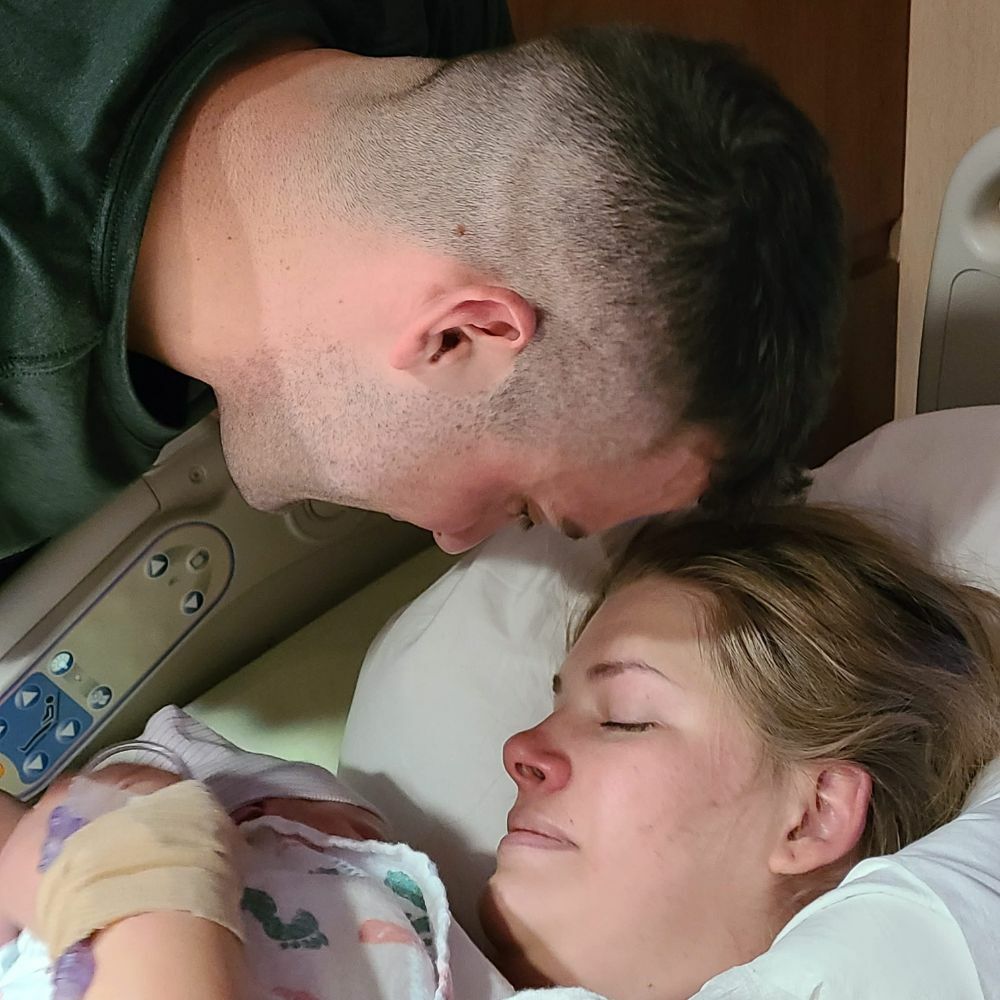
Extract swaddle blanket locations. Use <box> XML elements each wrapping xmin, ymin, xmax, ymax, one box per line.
<box><xmin>0</xmin><ymin>707</ymin><xmax>603</xmax><ymax>1000</ymax></box>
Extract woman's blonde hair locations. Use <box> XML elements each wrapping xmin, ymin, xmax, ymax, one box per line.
<box><xmin>582</xmin><ymin>505</ymin><xmax>1000</xmax><ymax>858</ymax></box>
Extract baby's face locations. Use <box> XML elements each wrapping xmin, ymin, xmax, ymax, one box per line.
<box><xmin>482</xmin><ymin>578</ymin><xmax>794</xmax><ymax>999</ymax></box>
<box><xmin>0</xmin><ymin>764</ymin><xmax>388</xmax><ymax>942</ymax></box>
<box><xmin>231</xmin><ymin>797</ymin><xmax>387</xmax><ymax>841</ymax></box>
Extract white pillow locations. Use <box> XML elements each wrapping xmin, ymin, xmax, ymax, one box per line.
<box><xmin>339</xmin><ymin>405</ymin><xmax>1000</xmax><ymax>963</ymax></box>
<box><xmin>807</xmin><ymin>404</ymin><xmax>1000</xmax><ymax>590</ymax></box>
<box><xmin>340</xmin><ymin>526</ymin><xmax>611</xmax><ymax>941</ymax></box>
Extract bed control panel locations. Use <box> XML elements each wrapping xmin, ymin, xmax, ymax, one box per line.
<box><xmin>0</xmin><ymin>523</ymin><xmax>233</xmax><ymax>799</ymax></box>
<box><xmin>0</xmin><ymin>416</ymin><xmax>429</xmax><ymax>802</ymax></box>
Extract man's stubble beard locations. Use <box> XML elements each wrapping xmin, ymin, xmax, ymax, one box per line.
<box><xmin>213</xmin><ymin>348</ymin><xmax>404</xmax><ymax>516</ymax></box>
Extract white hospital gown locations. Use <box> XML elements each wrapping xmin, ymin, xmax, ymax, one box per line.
<box><xmin>691</xmin><ymin>759</ymin><xmax>1000</xmax><ymax>1000</ymax></box>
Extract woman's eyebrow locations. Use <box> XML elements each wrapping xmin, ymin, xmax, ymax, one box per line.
<box><xmin>587</xmin><ymin>659</ymin><xmax>674</xmax><ymax>684</ymax></box>
<box><xmin>553</xmin><ymin>659</ymin><xmax>677</xmax><ymax>695</ymax></box>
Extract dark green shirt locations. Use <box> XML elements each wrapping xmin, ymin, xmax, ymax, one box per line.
<box><xmin>0</xmin><ymin>0</ymin><xmax>511</xmax><ymax>565</ymax></box>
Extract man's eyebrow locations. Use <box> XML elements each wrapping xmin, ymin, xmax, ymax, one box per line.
<box><xmin>527</xmin><ymin>501</ymin><xmax>587</xmax><ymax>541</ymax></box>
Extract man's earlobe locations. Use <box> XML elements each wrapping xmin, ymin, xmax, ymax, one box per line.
<box><xmin>770</xmin><ymin>762</ymin><xmax>872</xmax><ymax>876</ymax></box>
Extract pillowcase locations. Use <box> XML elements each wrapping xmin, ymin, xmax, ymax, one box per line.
<box><xmin>807</xmin><ymin>403</ymin><xmax>1000</xmax><ymax>590</ymax></box>
<box><xmin>339</xmin><ymin>405</ymin><xmax>1000</xmax><ymax>961</ymax></box>
<box><xmin>340</xmin><ymin>525</ymin><xmax>610</xmax><ymax>941</ymax></box>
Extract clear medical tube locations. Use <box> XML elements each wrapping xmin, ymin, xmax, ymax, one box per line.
<box><xmin>80</xmin><ymin>740</ymin><xmax>191</xmax><ymax>779</ymax></box>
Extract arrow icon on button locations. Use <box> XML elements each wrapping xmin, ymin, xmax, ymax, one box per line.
<box><xmin>57</xmin><ymin>720</ymin><xmax>81</xmax><ymax>742</ymax></box>
<box><xmin>24</xmin><ymin>753</ymin><xmax>47</xmax><ymax>775</ymax></box>
<box><xmin>182</xmin><ymin>591</ymin><xmax>205</xmax><ymax>614</ymax></box>
<box><xmin>147</xmin><ymin>554</ymin><xmax>169</xmax><ymax>578</ymax></box>
<box><xmin>15</xmin><ymin>688</ymin><xmax>39</xmax><ymax>709</ymax></box>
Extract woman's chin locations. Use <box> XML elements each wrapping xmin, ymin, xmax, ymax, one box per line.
<box><xmin>478</xmin><ymin>880</ymin><xmax>555</xmax><ymax>990</ymax></box>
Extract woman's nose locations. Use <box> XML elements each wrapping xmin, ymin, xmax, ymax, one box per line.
<box><xmin>503</xmin><ymin>724</ymin><xmax>570</xmax><ymax>792</ymax></box>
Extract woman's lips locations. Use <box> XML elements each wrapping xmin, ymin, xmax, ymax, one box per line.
<box><xmin>500</xmin><ymin>829</ymin><xmax>577</xmax><ymax>851</ymax></box>
<box><xmin>501</xmin><ymin>814</ymin><xmax>577</xmax><ymax>851</ymax></box>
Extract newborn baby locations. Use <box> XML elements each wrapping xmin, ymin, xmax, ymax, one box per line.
<box><xmin>0</xmin><ymin>706</ymin><xmax>597</xmax><ymax>1000</ymax></box>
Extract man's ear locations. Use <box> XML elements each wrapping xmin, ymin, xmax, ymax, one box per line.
<box><xmin>770</xmin><ymin>762</ymin><xmax>872</xmax><ymax>876</ymax></box>
<box><xmin>388</xmin><ymin>286</ymin><xmax>537</xmax><ymax>390</ymax></box>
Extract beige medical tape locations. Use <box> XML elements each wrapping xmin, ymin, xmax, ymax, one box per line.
<box><xmin>35</xmin><ymin>780</ymin><xmax>244</xmax><ymax>958</ymax></box>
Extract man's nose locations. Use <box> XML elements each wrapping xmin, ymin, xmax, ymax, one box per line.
<box><xmin>433</xmin><ymin>517</ymin><xmax>505</xmax><ymax>554</ymax></box>
<box><xmin>432</xmin><ymin>529</ymin><xmax>486</xmax><ymax>555</ymax></box>
<box><xmin>502</xmin><ymin>724</ymin><xmax>571</xmax><ymax>792</ymax></box>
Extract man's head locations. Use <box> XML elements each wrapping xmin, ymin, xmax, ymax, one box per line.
<box><xmin>207</xmin><ymin>27</ymin><xmax>843</xmax><ymax>549</ymax></box>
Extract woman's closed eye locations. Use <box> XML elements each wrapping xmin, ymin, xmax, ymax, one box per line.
<box><xmin>602</xmin><ymin>721</ymin><xmax>656</xmax><ymax>733</ymax></box>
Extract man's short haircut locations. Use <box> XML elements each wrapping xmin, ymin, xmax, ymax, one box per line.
<box><xmin>361</xmin><ymin>27</ymin><xmax>845</xmax><ymax>511</ymax></box>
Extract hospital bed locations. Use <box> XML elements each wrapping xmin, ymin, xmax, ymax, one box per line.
<box><xmin>1</xmin><ymin>128</ymin><xmax>1000</xmax><ymax>978</ymax></box>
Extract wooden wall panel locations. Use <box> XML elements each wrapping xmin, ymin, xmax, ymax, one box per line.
<box><xmin>507</xmin><ymin>1</ymin><xmax>910</xmax><ymax>460</ymax></box>
<box><xmin>804</xmin><ymin>261</ymin><xmax>899</xmax><ymax>467</ymax></box>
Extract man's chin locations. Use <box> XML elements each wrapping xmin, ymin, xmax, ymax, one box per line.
<box><xmin>227</xmin><ymin>475</ymin><xmax>293</xmax><ymax>514</ymax></box>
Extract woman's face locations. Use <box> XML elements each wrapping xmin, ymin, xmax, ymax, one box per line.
<box><xmin>482</xmin><ymin>577</ymin><xmax>796</xmax><ymax>1000</ymax></box>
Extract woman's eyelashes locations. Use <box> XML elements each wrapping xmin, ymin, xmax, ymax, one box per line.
<box><xmin>601</xmin><ymin>721</ymin><xmax>656</xmax><ymax>733</ymax></box>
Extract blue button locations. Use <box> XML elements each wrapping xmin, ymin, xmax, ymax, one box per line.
<box><xmin>14</xmin><ymin>687</ymin><xmax>40</xmax><ymax>710</ymax></box>
<box><xmin>23</xmin><ymin>753</ymin><xmax>48</xmax><ymax>776</ymax></box>
<box><xmin>181</xmin><ymin>591</ymin><xmax>205</xmax><ymax>615</ymax></box>
<box><xmin>56</xmin><ymin>720</ymin><xmax>82</xmax><ymax>743</ymax></box>
<box><xmin>146</xmin><ymin>554</ymin><xmax>170</xmax><ymax>579</ymax></box>
<box><xmin>49</xmin><ymin>651</ymin><xmax>74</xmax><ymax>676</ymax></box>
<box><xmin>87</xmin><ymin>686</ymin><xmax>113</xmax><ymax>711</ymax></box>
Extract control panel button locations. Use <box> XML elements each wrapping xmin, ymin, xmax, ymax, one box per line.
<box><xmin>0</xmin><ymin>674</ymin><xmax>93</xmax><ymax>796</ymax></box>
<box><xmin>24</xmin><ymin>753</ymin><xmax>48</xmax><ymax>776</ymax></box>
<box><xmin>87</xmin><ymin>686</ymin><xmax>113</xmax><ymax>711</ymax></box>
<box><xmin>146</xmin><ymin>554</ymin><xmax>170</xmax><ymax>579</ymax></box>
<box><xmin>187</xmin><ymin>549</ymin><xmax>210</xmax><ymax>571</ymax></box>
<box><xmin>181</xmin><ymin>591</ymin><xmax>205</xmax><ymax>615</ymax></box>
<box><xmin>15</xmin><ymin>687</ymin><xmax>40</xmax><ymax>710</ymax></box>
<box><xmin>49</xmin><ymin>651</ymin><xmax>75</xmax><ymax>676</ymax></box>
<box><xmin>56</xmin><ymin>720</ymin><xmax>82</xmax><ymax>743</ymax></box>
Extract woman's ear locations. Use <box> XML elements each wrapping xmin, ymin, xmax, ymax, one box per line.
<box><xmin>770</xmin><ymin>762</ymin><xmax>872</xmax><ymax>876</ymax></box>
